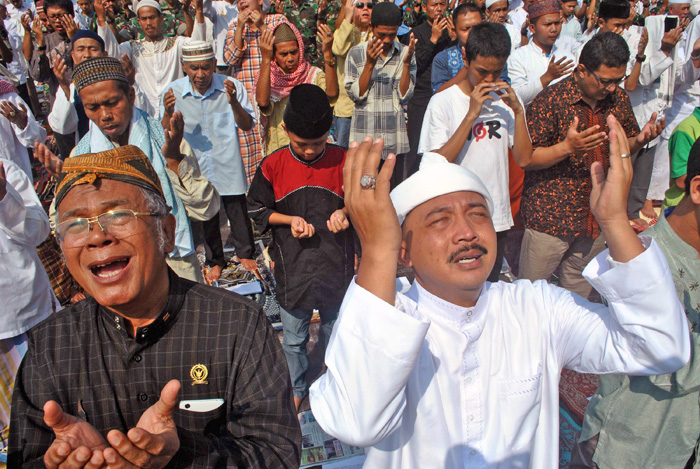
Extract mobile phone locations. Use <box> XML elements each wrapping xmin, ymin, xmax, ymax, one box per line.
<box><xmin>665</xmin><ymin>15</ymin><xmax>678</xmax><ymax>32</ymax></box>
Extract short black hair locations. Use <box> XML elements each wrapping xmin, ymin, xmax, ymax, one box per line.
<box><xmin>578</xmin><ymin>31</ymin><xmax>629</xmax><ymax>72</ymax></box>
<box><xmin>44</xmin><ymin>0</ymin><xmax>75</xmax><ymax>16</ymax></box>
<box><xmin>598</xmin><ymin>0</ymin><xmax>630</xmax><ymax>20</ymax></box>
<box><xmin>453</xmin><ymin>2</ymin><xmax>482</xmax><ymax>18</ymax></box>
<box><xmin>464</xmin><ymin>22</ymin><xmax>510</xmax><ymax>62</ymax></box>
<box><xmin>686</xmin><ymin>135</ymin><xmax>700</xmax><ymax>196</ymax></box>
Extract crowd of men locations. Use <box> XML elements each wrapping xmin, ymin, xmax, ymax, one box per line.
<box><xmin>1</xmin><ymin>0</ymin><xmax>700</xmax><ymax>465</ymax></box>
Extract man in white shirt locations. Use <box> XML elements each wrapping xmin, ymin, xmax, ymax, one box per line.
<box><xmin>0</xmin><ymin>80</ymin><xmax>46</xmax><ymax>180</ymax></box>
<box><xmin>418</xmin><ymin>22</ymin><xmax>532</xmax><ymax>282</ymax></box>
<box><xmin>202</xmin><ymin>0</ymin><xmax>238</xmax><ymax>71</ymax></box>
<box><xmin>309</xmin><ymin>115</ymin><xmax>690</xmax><ymax>468</ymax></box>
<box><xmin>0</xmin><ymin>158</ymin><xmax>58</xmax><ymax>455</ymax></box>
<box><xmin>508</xmin><ymin>0</ymin><xmax>581</xmax><ymax>105</ymax></box>
<box><xmin>485</xmin><ymin>0</ymin><xmax>524</xmax><ymax>51</ymax></box>
<box><xmin>98</xmin><ymin>0</ymin><xmax>207</xmax><ymax>114</ymax></box>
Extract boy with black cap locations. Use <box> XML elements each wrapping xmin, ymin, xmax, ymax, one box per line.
<box><xmin>247</xmin><ymin>83</ymin><xmax>355</xmax><ymax>411</ymax></box>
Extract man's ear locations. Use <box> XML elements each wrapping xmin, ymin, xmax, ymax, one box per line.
<box><xmin>282</xmin><ymin>122</ymin><xmax>288</xmax><ymax>138</ymax></box>
<box><xmin>398</xmin><ymin>237</ymin><xmax>412</xmax><ymax>268</ymax></box>
<box><xmin>528</xmin><ymin>21</ymin><xmax>535</xmax><ymax>35</ymax></box>
<box><xmin>128</xmin><ymin>85</ymin><xmax>136</xmax><ymax>107</ymax></box>
<box><xmin>689</xmin><ymin>175</ymin><xmax>700</xmax><ymax>205</ymax></box>
<box><xmin>162</xmin><ymin>213</ymin><xmax>176</xmax><ymax>254</ymax></box>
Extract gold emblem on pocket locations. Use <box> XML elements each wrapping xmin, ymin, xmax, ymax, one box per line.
<box><xmin>190</xmin><ymin>364</ymin><xmax>209</xmax><ymax>386</ymax></box>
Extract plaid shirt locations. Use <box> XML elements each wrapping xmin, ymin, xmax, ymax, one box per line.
<box><xmin>9</xmin><ymin>270</ymin><xmax>301</xmax><ymax>467</ymax></box>
<box><xmin>346</xmin><ymin>40</ymin><xmax>416</xmax><ymax>158</ymax></box>
<box><xmin>223</xmin><ymin>14</ymin><xmax>287</xmax><ymax>183</ymax></box>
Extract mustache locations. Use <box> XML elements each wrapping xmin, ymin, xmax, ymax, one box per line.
<box><xmin>447</xmin><ymin>244</ymin><xmax>488</xmax><ymax>263</ymax></box>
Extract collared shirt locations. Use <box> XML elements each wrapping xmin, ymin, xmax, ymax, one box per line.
<box><xmin>310</xmin><ymin>239</ymin><xmax>690</xmax><ymax>469</ymax></box>
<box><xmin>405</xmin><ymin>20</ymin><xmax>452</xmax><ymax>102</ymax></box>
<box><xmin>507</xmin><ymin>35</ymin><xmax>581</xmax><ymax>105</ymax></box>
<box><xmin>580</xmin><ymin>216</ymin><xmax>700</xmax><ymax>469</ymax></box>
<box><xmin>0</xmin><ymin>159</ymin><xmax>57</xmax><ymax>340</ymax></box>
<box><xmin>9</xmin><ymin>270</ymin><xmax>301</xmax><ymax>467</ymax></box>
<box><xmin>523</xmin><ymin>75</ymin><xmax>639</xmax><ymax>238</ymax></box>
<box><xmin>160</xmin><ymin>74</ymin><xmax>255</xmax><ymax>196</ymax></box>
<box><xmin>560</xmin><ymin>16</ymin><xmax>582</xmax><ymax>40</ymax></box>
<box><xmin>247</xmin><ymin>144</ymin><xmax>354</xmax><ymax>311</ymax></box>
<box><xmin>29</xmin><ymin>31</ymin><xmax>71</xmax><ymax>106</ymax></box>
<box><xmin>418</xmin><ymin>84</ymin><xmax>516</xmax><ymax>232</ymax></box>
<box><xmin>0</xmin><ymin>90</ymin><xmax>47</xmax><ymax>180</ymax></box>
<box><xmin>223</xmin><ymin>13</ymin><xmax>288</xmax><ymax>182</ymax></box>
<box><xmin>3</xmin><ymin>18</ymin><xmax>28</xmax><ymax>85</ymax></box>
<box><xmin>100</xmin><ymin>21</ymin><xmax>207</xmax><ymax>115</ymax></box>
<box><xmin>431</xmin><ymin>44</ymin><xmax>462</xmax><ymax>93</ymax></box>
<box><xmin>331</xmin><ymin>19</ymin><xmax>371</xmax><ymax>118</ymax></box>
<box><xmin>346</xmin><ymin>40</ymin><xmax>416</xmax><ymax>158</ymax></box>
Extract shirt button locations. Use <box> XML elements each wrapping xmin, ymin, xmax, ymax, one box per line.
<box><xmin>139</xmin><ymin>393</ymin><xmax>148</xmax><ymax>401</ymax></box>
<box><xmin>466</xmin><ymin>318</ymin><xmax>472</xmax><ymax>323</ymax></box>
<box><xmin>466</xmin><ymin>377</ymin><xmax>472</xmax><ymax>383</ymax></box>
<box><xmin>469</xmin><ymin>414</ymin><xmax>474</xmax><ymax>421</ymax></box>
<box><xmin>133</xmin><ymin>354</ymin><xmax>142</xmax><ymax>362</ymax></box>
<box><xmin>470</xmin><ymin>450</ymin><xmax>476</xmax><ymax>456</ymax></box>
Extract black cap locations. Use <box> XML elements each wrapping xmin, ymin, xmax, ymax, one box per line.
<box><xmin>371</xmin><ymin>1</ymin><xmax>403</xmax><ymax>26</ymax></box>
<box><xmin>283</xmin><ymin>84</ymin><xmax>333</xmax><ymax>139</ymax></box>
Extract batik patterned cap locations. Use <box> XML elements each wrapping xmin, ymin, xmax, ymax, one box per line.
<box><xmin>526</xmin><ymin>0</ymin><xmax>562</xmax><ymax>19</ymax></box>
<box><xmin>55</xmin><ymin>145</ymin><xmax>166</xmax><ymax>208</ymax></box>
<box><xmin>72</xmin><ymin>56</ymin><xmax>129</xmax><ymax>92</ymax></box>
<box><xmin>181</xmin><ymin>40</ymin><xmax>215</xmax><ymax>61</ymax></box>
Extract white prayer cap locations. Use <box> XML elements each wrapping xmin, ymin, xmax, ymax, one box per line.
<box><xmin>485</xmin><ymin>0</ymin><xmax>507</xmax><ymax>8</ymax></box>
<box><xmin>668</xmin><ymin>0</ymin><xmax>689</xmax><ymax>4</ymax></box>
<box><xmin>390</xmin><ymin>152</ymin><xmax>494</xmax><ymax>226</ymax></box>
<box><xmin>136</xmin><ymin>0</ymin><xmax>161</xmax><ymax>13</ymax></box>
<box><xmin>182</xmin><ymin>40</ymin><xmax>216</xmax><ymax>61</ymax></box>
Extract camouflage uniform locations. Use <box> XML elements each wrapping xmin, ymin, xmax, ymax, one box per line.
<box><xmin>89</xmin><ymin>8</ymin><xmax>135</xmax><ymax>40</ymax></box>
<box><xmin>403</xmin><ymin>0</ymin><xmax>426</xmax><ymax>28</ymax></box>
<box><xmin>122</xmin><ymin>0</ymin><xmax>189</xmax><ymax>40</ymax></box>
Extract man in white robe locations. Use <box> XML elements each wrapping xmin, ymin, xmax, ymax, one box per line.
<box><xmin>309</xmin><ymin>117</ymin><xmax>691</xmax><ymax>468</ymax></box>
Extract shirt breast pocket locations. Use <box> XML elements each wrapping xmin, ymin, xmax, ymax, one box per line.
<box><xmin>175</xmin><ymin>403</ymin><xmax>226</xmax><ymax>435</ymax></box>
<box><xmin>211</xmin><ymin>111</ymin><xmax>236</xmax><ymax>140</ymax></box>
<box><xmin>498</xmin><ymin>372</ymin><xmax>543</xmax><ymax>451</ymax></box>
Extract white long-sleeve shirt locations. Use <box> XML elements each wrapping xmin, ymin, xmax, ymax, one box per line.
<box><xmin>0</xmin><ymin>159</ymin><xmax>58</xmax><ymax>339</ymax></box>
<box><xmin>99</xmin><ymin>21</ymin><xmax>206</xmax><ymax>115</ymax></box>
<box><xmin>507</xmin><ymin>35</ymin><xmax>581</xmax><ymax>105</ymax></box>
<box><xmin>0</xmin><ymin>91</ymin><xmax>47</xmax><ymax>180</ymax></box>
<box><xmin>310</xmin><ymin>239</ymin><xmax>690</xmax><ymax>469</ymax></box>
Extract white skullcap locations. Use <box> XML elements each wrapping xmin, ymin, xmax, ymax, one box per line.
<box><xmin>136</xmin><ymin>0</ymin><xmax>161</xmax><ymax>13</ymax></box>
<box><xmin>182</xmin><ymin>40</ymin><xmax>215</xmax><ymax>61</ymax></box>
<box><xmin>668</xmin><ymin>0</ymin><xmax>689</xmax><ymax>4</ymax></box>
<box><xmin>485</xmin><ymin>0</ymin><xmax>507</xmax><ymax>9</ymax></box>
<box><xmin>390</xmin><ymin>152</ymin><xmax>495</xmax><ymax>226</ymax></box>
<box><xmin>0</xmin><ymin>0</ymin><xmax>6</xmax><ymax>7</ymax></box>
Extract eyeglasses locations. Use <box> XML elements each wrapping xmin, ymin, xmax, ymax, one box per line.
<box><xmin>356</xmin><ymin>2</ymin><xmax>374</xmax><ymax>8</ymax></box>
<box><xmin>55</xmin><ymin>209</ymin><xmax>157</xmax><ymax>247</ymax></box>
<box><xmin>586</xmin><ymin>65</ymin><xmax>626</xmax><ymax>89</ymax></box>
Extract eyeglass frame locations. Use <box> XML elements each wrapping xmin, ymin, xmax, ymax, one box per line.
<box><xmin>584</xmin><ymin>64</ymin><xmax>627</xmax><ymax>89</ymax></box>
<box><xmin>54</xmin><ymin>208</ymin><xmax>158</xmax><ymax>246</ymax></box>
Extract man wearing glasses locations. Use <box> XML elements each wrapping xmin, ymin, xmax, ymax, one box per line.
<box><xmin>8</xmin><ymin>146</ymin><xmax>301</xmax><ymax>468</ymax></box>
<box><xmin>519</xmin><ymin>32</ymin><xmax>664</xmax><ymax>301</ymax></box>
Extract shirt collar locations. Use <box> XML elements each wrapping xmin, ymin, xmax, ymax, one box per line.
<box><xmin>289</xmin><ymin>144</ymin><xmax>326</xmax><ymax>166</ymax></box>
<box><xmin>406</xmin><ymin>279</ymin><xmax>489</xmax><ymax>333</ymax></box>
<box><xmin>99</xmin><ymin>268</ymin><xmax>187</xmax><ymax>344</ymax></box>
<box><xmin>182</xmin><ymin>74</ymin><xmax>225</xmax><ymax>99</ymax></box>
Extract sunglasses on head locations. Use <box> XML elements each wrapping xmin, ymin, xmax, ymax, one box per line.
<box><xmin>356</xmin><ymin>2</ymin><xmax>374</xmax><ymax>8</ymax></box>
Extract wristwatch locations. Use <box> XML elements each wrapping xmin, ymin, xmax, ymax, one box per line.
<box><xmin>635</xmin><ymin>54</ymin><xmax>646</xmax><ymax>62</ymax></box>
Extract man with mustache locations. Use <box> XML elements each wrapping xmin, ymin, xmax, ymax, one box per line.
<box><xmin>309</xmin><ymin>116</ymin><xmax>690</xmax><ymax>467</ymax></box>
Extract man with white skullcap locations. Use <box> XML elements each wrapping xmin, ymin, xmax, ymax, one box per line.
<box><xmin>160</xmin><ymin>40</ymin><xmax>258</xmax><ymax>284</ymax></box>
<box><xmin>309</xmin><ymin>118</ymin><xmax>690</xmax><ymax>467</ymax></box>
<box><xmin>95</xmin><ymin>0</ymin><xmax>207</xmax><ymax>113</ymax></box>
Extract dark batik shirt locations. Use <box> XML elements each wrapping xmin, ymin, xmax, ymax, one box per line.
<box><xmin>524</xmin><ymin>75</ymin><xmax>639</xmax><ymax>238</ymax></box>
<box><xmin>247</xmin><ymin>144</ymin><xmax>355</xmax><ymax>312</ymax></box>
<box><xmin>9</xmin><ymin>270</ymin><xmax>301</xmax><ymax>468</ymax></box>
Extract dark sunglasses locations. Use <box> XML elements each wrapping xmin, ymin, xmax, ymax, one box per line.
<box><xmin>356</xmin><ymin>2</ymin><xmax>374</xmax><ymax>8</ymax></box>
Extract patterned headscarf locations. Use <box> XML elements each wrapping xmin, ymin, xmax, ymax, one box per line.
<box><xmin>267</xmin><ymin>22</ymin><xmax>320</xmax><ymax>103</ymax></box>
<box><xmin>55</xmin><ymin>145</ymin><xmax>166</xmax><ymax>208</ymax></box>
<box><xmin>72</xmin><ymin>56</ymin><xmax>129</xmax><ymax>92</ymax></box>
<box><xmin>0</xmin><ymin>78</ymin><xmax>17</xmax><ymax>95</ymax></box>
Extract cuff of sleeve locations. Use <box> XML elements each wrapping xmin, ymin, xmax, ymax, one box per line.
<box><xmin>0</xmin><ymin>183</ymin><xmax>26</xmax><ymax>229</ymax></box>
<box><xmin>583</xmin><ymin>237</ymin><xmax>661</xmax><ymax>302</ymax></box>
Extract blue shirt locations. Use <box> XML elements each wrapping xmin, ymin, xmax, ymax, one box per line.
<box><xmin>431</xmin><ymin>44</ymin><xmax>462</xmax><ymax>93</ymax></box>
<box><xmin>160</xmin><ymin>74</ymin><xmax>255</xmax><ymax>195</ymax></box>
